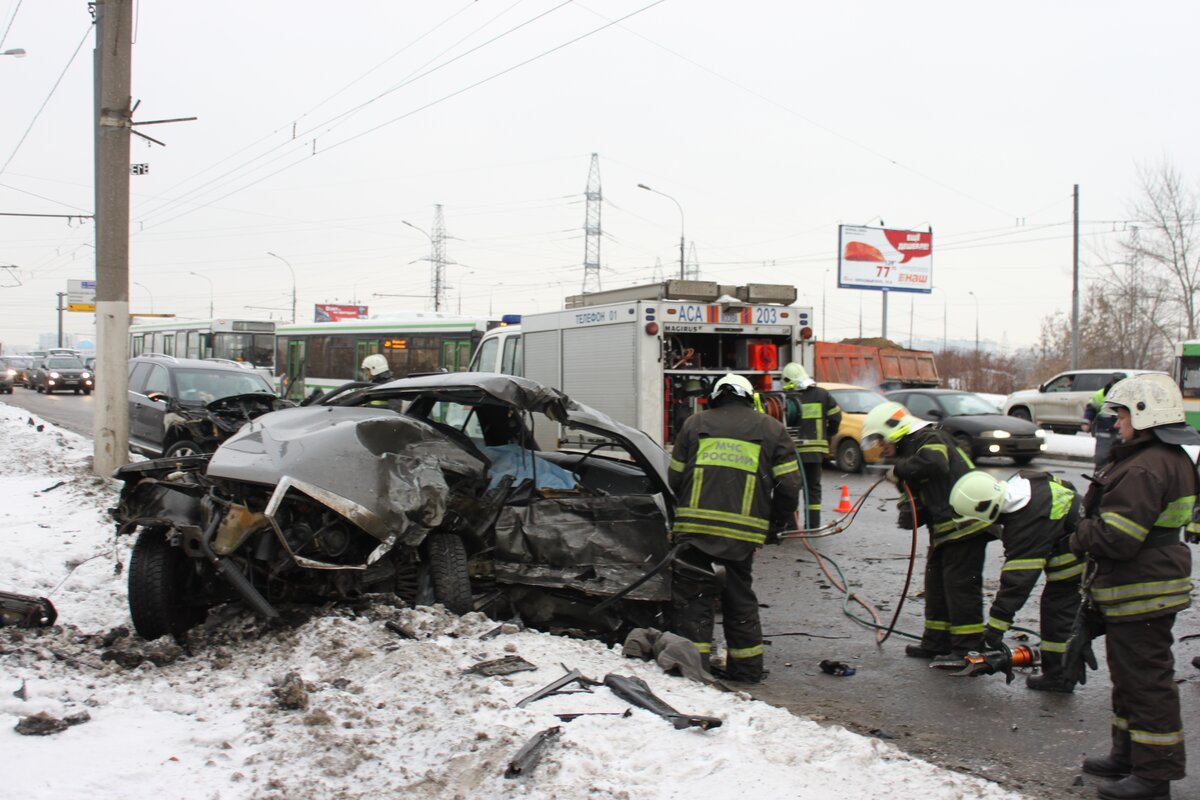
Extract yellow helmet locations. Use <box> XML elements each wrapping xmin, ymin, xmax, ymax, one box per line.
<box><xmin>950</xmin><ymin>471</ymin><xmax>1006</xmax><ymax>523</ymax></box>
<box><xmin>781</xmin><ymin>362</ymin><xmax>810</xmax><ymax>389</ymax></box>
<box><xmin>861</xmin><ymin>401</ymin><xmax>921</xmax><ymax>450</ymax></box>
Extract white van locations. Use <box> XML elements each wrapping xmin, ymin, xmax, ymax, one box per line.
<box><xmin>468</xmin><ymin>318</ymin><xmax>523</xmax><ymax>375</ymax></box>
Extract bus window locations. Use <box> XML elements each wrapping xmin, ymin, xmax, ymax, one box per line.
<box><xmin>1179</xmin><ymin>356</ymin><xmax>1200</xmax><ymax>399</ymax></box>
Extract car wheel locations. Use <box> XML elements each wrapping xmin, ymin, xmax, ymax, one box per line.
<box><xmin>835</xmin><ymin>438</ymin><xmax>863</xmax><ymax>474</ymax></box>
<box><xmin>423</xmin><ymin>533</ymin><xmax>473</xmax><ymax>615</ymax></box>
<box><xmin>128</xmin><ymin>527</ymin><xmax>208</xmax><ymax>641</ymax></box>
<box><xmin>164</xmin><ymin>440</ymin><xmax>203</xmax><ymax>458</ymax></box>
<box><xmin>1008</xmin><ymin>406</ymin><xmax>1032</xmax><ymax>422</ymax></box>
<box><xmin>82</xmin><ymin>389</ymin><xmax>91</xmax><ymax>395</ymax></box>
<box><xmin>1012</xmin><ymin>455</ymin><xmax>1036</xmax><ymax>466</ymax></box>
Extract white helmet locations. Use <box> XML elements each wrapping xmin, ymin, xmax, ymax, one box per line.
<box><xmin>861</xmin><ymin>401</ymin><xmax>922</xmax><ymax>450</ymax></box>
<box><xmin>781</xmin><ymin>362</ymin><xmax>813</xmax><ymax>389</ymax></box>
<box><xmin>1103</xmin><ymin>373</ymin><xmax>1184</xmax><ymax>430</ymax></box>
<box><xmin>711</xmin><ymin>373</ymin><xmax>754</xmax><ymax>400</ymax></box>
<box><xmin>950</xmin><ymin>471</ymin><xmax>1006</xmax><ymax>523</ymax></box>
<box><xmin>361</xmin><ymin>353</ymin><xmax>390</xmax><ymax>378</ymax></box>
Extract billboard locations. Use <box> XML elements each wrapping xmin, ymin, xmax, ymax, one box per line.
<box><xmin>837</xmin><ymin>225</ymin><xmax>932</xmax><ymax>294</ymax></box>
<box><xmin>67</xmin><ymin>278</ymin><xmax>96</xmax><ymax>312</ymax></box>
<box><xmin>314</xmin><ymin>303</ymin><xmax>368</xmax><ymax>322</ymax></box>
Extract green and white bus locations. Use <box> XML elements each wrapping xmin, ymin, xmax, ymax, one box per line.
<box><xmin>1175</xmin><ymin>340</ymin><xmax>1200</xmax><ymax>429</ymax></box>
<box><xmin>275</xmin><ymin>313</ymin><xmax>487</xmax><ymax>402</ymax></box>
<box><xmin>128</xmin><ymin>318</ymin><xmax>277</xmax><ymax>379</ymax></box>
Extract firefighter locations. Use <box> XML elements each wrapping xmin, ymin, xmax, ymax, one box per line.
<box><xmin>360</xmin><ymin>354</ymin><xmax>393</xmax><ymax>384</ymax></box>
<box><xmin>949</xmin><ymin>469</ymin><xmax>1083</xmax><ymax>692</ymax></box>
<box><xmin>668</xmin><ymin>373</ymin><xmax>801</xmax><ymax>683</ymax></box>
<box><xmin>1068</xmin><ymin>373</ymin><xmax>1197</xmax><ymax>800</ymax></box>
<box><xmin>862</xmin><ymin>401</ymin><xmax>994</xmax><ymax>662</ymax></box>
<box><xmin>1082</xmin><ymin>374</ymin><xmax>1126</xmax><ymax>469</ymax></box>
<box><xmin>779</xmin><ymin>362</ymin><xmax>842</xmax><ymax>528</ymax></box>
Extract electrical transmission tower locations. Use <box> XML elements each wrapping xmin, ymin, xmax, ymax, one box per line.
<box><xmin>431</xmin><ymin>204</ymin><xmax>448</xmax><ymax>312</ymax></box>
<box><xmin>582</xmin><ymin>153</ymin><xmax>602</xmax><ymax>294</ymax></box>
<box><xmin>686</xmin><ymin>241</ymin><xmax>700</xmax><ymax>280</ymax></box>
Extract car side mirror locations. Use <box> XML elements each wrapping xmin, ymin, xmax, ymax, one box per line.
<box><xmin>146</xmin><ymin>391</ymin><xmax>170</xmax><ymax>403</ymax></box>
<box><xmin>927</xmin><ymin>408</ymin><xmax>943</xmax><ymax>419</ymax></box>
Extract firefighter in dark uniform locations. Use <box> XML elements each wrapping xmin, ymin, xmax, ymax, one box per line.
<box><xmin>779</xmin><ymin>362</ymin><xmax>842</xmax><ymax>528</ymax></box>
<box><xmin>950</xmin><ymin>469</ymin><xmax>1084</xmax><ymax>692</ymax></box>
<box><xmin>1069</xmin><ymin>373</ymin><xmax>1197</xmax><ymax>800</ymax></box>
<box><xmin>862</xmin><ymin>401</ymin><xmax>994</xmax><ymax>662</ymax></box>
<box><xmin>668</xmin><ymin>373</ymin><xmax>801</xmax><ymax>683</ymax></box>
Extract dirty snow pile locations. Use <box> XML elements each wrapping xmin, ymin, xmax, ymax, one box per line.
<box><xmin>0</xmin><ymin>404</ymin><xmax>1024</xmax><ymax>800</ymax></box>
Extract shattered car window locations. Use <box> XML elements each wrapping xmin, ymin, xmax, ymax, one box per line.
<box><xmin>173</xmin><ymin>368</ymin><xmax>275</xmax><ymax>403</ymax></box>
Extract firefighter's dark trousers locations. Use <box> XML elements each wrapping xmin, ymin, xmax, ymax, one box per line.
<box><xmin>799</xmin><ymin>455</ymin><xmax>823</xmax><ymax>529</ymax></box>
<box><xmin>1105</xmin><ymin>614</ymin><xmax>1186</xmax><ymax>781</ymax></box>
<box><xmin>919</xmin><ymin>534</ymin><xmax>989</xmax><ymax>655</ymax></box>
<box><xmin>671</xmin><ymin>546</ymin><xmax>764</xmax><ymax>681</ymax></box>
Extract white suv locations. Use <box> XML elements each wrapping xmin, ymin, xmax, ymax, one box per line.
<box><xmin>1001</xmin><ymin>369</ymin><xmax>1160</xmax><ymax>433</ymax></box>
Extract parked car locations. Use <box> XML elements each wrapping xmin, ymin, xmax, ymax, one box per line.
<box><xmin>126</xmin><ymin>354</ymin><xmax>292</xmax><ymax>457</ymax></box>
<box><xmin>111</xmin><ymin>372</ymin><xmax>674</xmax><ymax>642</ymax></box>
<box><xmin>886</xmin><ymin>388</ymin><xmax>1046</xmax><ymax>466</ymax></box>
<box><xmin>28</xmin><ymin>355</ymin><xmax>93</xmax><ymax>395</ymax></box>
<box><xmin>0</xmin><ymin>356</ymin><xmax>16</xmax><ymax>394</ymax></box>
<box><xmin>823</xmin><ymin>381</ymin><xmax>890</xmax><ymax>473</ymax></box>
<box><xmin>1001</xmin><ymin>369</ymin><xmax>1161</xmax><ymax>432</ymax></box>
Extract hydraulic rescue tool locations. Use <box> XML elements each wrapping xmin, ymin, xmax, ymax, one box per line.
<box><xmin>944</xmin><ymin>642</ymin><xmax>1040</xmax><ymax>683</ymax></box>
<box><xmin>0</xmin><ymin>591</ymin><xmax>58</xmax><ymax>628</ymax></box>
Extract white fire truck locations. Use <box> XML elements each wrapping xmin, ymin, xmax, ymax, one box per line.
<box><xmin>469</xmin><ymin>280</ymin><xmax>816</xmax><ymax>447</ymax></box>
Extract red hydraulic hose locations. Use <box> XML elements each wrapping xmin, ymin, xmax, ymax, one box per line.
<box><xmin>877</xmin><ymin>481</ymin><xmax>919</xmax><ymax>646</ymax></box>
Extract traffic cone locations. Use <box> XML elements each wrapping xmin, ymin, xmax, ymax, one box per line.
<box><xmin>834</xmin><ymin>484</ymin><xmax>853</xmax><ymax>514</ymax></box>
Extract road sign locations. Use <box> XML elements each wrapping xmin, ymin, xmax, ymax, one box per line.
<box><xmin>67</xmin><ymin>278</ymin><xmax>96</xmax><ymax>312</ymax></box>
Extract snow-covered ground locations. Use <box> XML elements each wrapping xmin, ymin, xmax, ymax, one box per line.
<box><xmin>0</xmin><ymin>404</ymin><xmax>1023</xmax><ymax>800</ymax></box>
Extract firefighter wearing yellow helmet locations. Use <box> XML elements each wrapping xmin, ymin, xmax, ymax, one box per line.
<box><xmin>862</xmin><ymin>401</ymin><xmax>995</xmax><ymax>664</ymax></box>
<box><xmin>1067</xmin><ymin>373</ymin><xmax>1199</xmax><ymax>798</ymax></box>
<box><xmin>779</xmin><ymin>362</ymin><xmax>842</xmax><ymax>528</ymax></box>
<box><xmin>667</xmin><ymin>373</ymin><xmax>801</xmax><ymax>683</ymax></box>
<box><xmin>950</xmin><ymin>469</ymin><xmax>1083</xmax><ymax>692</ymax></box>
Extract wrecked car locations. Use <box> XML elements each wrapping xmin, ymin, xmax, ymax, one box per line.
<box><xmin>112</xmin><ymin>373</ymin><xmax>676</xmax><ymax>642</ymax></box>
<box><xmin>127</xmin><ymin>355</ymin><xmax>294</xmax><ymax>457</ymax></box>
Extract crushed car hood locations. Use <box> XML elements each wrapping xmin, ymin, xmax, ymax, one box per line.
<box><xmin>210</xmin><ymin>407</ymin><xmax>487</xmax><ymax>542</ymax></box>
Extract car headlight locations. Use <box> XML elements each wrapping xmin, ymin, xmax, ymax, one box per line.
<box><xmin>1034</xmin><ymin>429</ymin><xmax>1046</xmax><ymax>438</ymax></box>
<box><xmin>81</xmin><ymin>371</ymin><xmax>91</xmax><ymax>379</ymax></box>
<box><xmin>49</xmin><ymin>371</ymin><xmax>60</xmax><ymax>379</ymax></box>
<box><xmin>989</xmin><ymin>430</ymin><xmax>1011</xmax><ymax>439</ymax></box>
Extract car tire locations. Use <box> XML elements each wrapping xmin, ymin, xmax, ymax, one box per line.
<box><xmin>1012</xmin><ymin>455</ymin><xmax>1036</xmax><ymax>466</ymax></box>
<box><xmin>128</xmin><ymin>527</ymin><xmax>207</xmax><ymax>641</ymax></box>
<box><xmin>423</xmin><ymin>533</ymin><xmax>473</xmax><ymax>615</ymax></box>
<box><xmin>82</xmin><ymin>389</ymin><xmax>91</xmax><ymax>395</ymax></box>
<box><xmin>1008</xmin><ymin>406</ymin><xmax>1032</xmax><ymax>422</ymax></box>
<box><xmin>164</xmin><ymin>440</ymin><xmax>203</xmax><ymax>458</ymax></box>
<box><xmin>73</xmin><ymin>388</ymin><xmax>80</xmax><ymax>395</ymax></box>
<box><xmin>835</xmin><ymin>438</ymin><xmax>864</xmax><ymax>474</ymax></box>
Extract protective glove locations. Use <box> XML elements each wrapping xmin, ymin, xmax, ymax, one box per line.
<box><xmin>983</xmin><ymin>626</ymin><xmax>1004</xmax><ymax>651</ymax></box>
<box><xmin>884</xmin><ymin>466</ymin><xmax>899</xmax><ymax>484</ymax></box>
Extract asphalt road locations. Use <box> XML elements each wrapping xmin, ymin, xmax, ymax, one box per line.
<box><xmin>5</xmin><ymin>390</ymin><xmax>1198</xmax><ymax>797</ymax></box>
<box><xmin>750</xmin><ymin>463</ymin><xmax>1200</xmax><ymax>799</ymax></box>
<box><xmin>3</xmin><ymin>383</ymin><xmax>95</xmax><ymax>437</ymax></box>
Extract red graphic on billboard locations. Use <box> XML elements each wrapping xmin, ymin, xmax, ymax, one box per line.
<box><xmin>314</xmin><ymin>304</ymin><xmax>368</xmax><ymax>322</ymax></box>
<box><xmin>883</xmin><ymin>229</ymin><xmax>932</xmax><ymax>264</ymax></box>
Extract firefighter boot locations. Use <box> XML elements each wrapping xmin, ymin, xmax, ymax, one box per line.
<box><xmin>1096</xmin><ymin>775</ymin><xmax>1171</xmax><ymax>800</ymax></box>
<box><xmin>1082</xmin><ymin>755</ymin><xmax>1133</xmax><ymax>778</ymax></box>
<box><xmin>1026</xmin><ymin>653</ymin><xmax>1075</xmax><ymax>693</ymax></box>
<box><xmin>904</xmin><ymin>644</ymin><xmax>949</xmax><ymax>659</ymax></box>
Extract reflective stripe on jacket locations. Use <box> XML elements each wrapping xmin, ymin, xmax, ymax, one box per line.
<box><xmin>894</xmin><ymin>427</ymin><xmax>992</xmax><ymax>547</ymax></box>
<box><xmin>669</xmin><ymin>402</ymin><xmax>802</xmax><ymax>559</ymax></box>
<box><xmin>1070</xmin><ymin>433</ymin><xmax>1195</xmax><ymax>623</ymax></box>
<box><xmin>780</xmin><ymin>384</ymin><xmax>842</xmax><ymax>459</ymax></box>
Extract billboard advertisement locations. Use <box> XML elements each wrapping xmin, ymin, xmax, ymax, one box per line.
<box><xmin>314</xmin><ymin>303</ymin><xmax>368</xmax><ymax>322</ymax></box>
<box><xmin>837</xmin><ymin>225</ymin><xmax>932</xmax><ymax>294</ymax></box>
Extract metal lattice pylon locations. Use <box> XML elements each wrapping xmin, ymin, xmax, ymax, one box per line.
<box><xmin>582</xmin><ymin>153</ymin><xmax>602</xmax><ymax>294</ymax></box>
<box><xmin>431</xmin><ymin>204</ymin><xmax>448</xmax><ymax>311</ymax></box>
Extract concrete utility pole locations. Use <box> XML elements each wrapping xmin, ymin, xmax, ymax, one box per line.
<box><xmin>1070</xmin><ymin>184</ymin><xmax>1080</xmax><ymax>370</ymax></box>
<box><xmin>56</xmin><ymin>292</ymin><xmax>66</xmax><ymax>346</ymax></box>
<box><xmin>92</xmin><ymin>0</ymin><xmax>132</xmax><ymax>476</ymax></box>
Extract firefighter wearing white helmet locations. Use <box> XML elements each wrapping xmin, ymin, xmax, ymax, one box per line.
<box><xmin>360</xmin><ymin>353</ymin><xmax>393</xmax><ymax>384</ymax></box>
<box><xmin>667</xmin><ymin>372</ymin><xmax>801</xmax><ymax>683</ymax></box>
<box><xmin>864</xmin><ymin>400</ymin><xmax>995</xmax><ymax>663</ymax></box>
<box><xmin>950</xmin><ymin>469</ymin><xmax>1083</xmax><ymax>692</ymax></box>
<box><xmin>779</xmin><ymin>362</ymin><xmax>842</xmax><ymax>528</ymax></box>
<box><xmin>1068</xmin><ymin>372</ymin><xmax>1199</xmax><ymax>797</ymax></box>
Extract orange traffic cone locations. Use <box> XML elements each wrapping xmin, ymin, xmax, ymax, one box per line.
<box><xmin>834</xmin><ymin>484</ymin><xmax>853</xmax><ymax>514</ymax></box>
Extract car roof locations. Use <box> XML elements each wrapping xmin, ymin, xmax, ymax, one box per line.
<box><xmin>887</xmin><ymin>388</ymin><xmax>964</xmax><ymax>395</ymax></box>
<box><xmin>131</xmin><ymin>355</ymin><xmax>259</xmax><ymax>373</ymax></box>
<box><xmin>1054</xmin><ymin>368</ymin><xmax>1160</xmax><ymax>375</ymax></box>
<box><xmin>822</xmin><ymin>381</ymin><xmax>875</xmax><ymax>392</ymax></box>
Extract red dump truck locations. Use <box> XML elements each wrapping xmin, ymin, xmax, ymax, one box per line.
<box><xmin>814</xmin><ymin>340</ymin><xmax>939</xmax><ymax>390</ymax></box>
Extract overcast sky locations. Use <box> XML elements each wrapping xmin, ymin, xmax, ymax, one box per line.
<box><xmin>1</xmin><ymin>1</ymin><xmax>1196</xmax><ymax>354</ymax></box>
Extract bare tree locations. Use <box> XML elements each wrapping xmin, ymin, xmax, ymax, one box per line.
<box><xmin>1121</xmin><ymin>161</ymin><xmax>1200</xmax><ymax>340</ymax></box>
